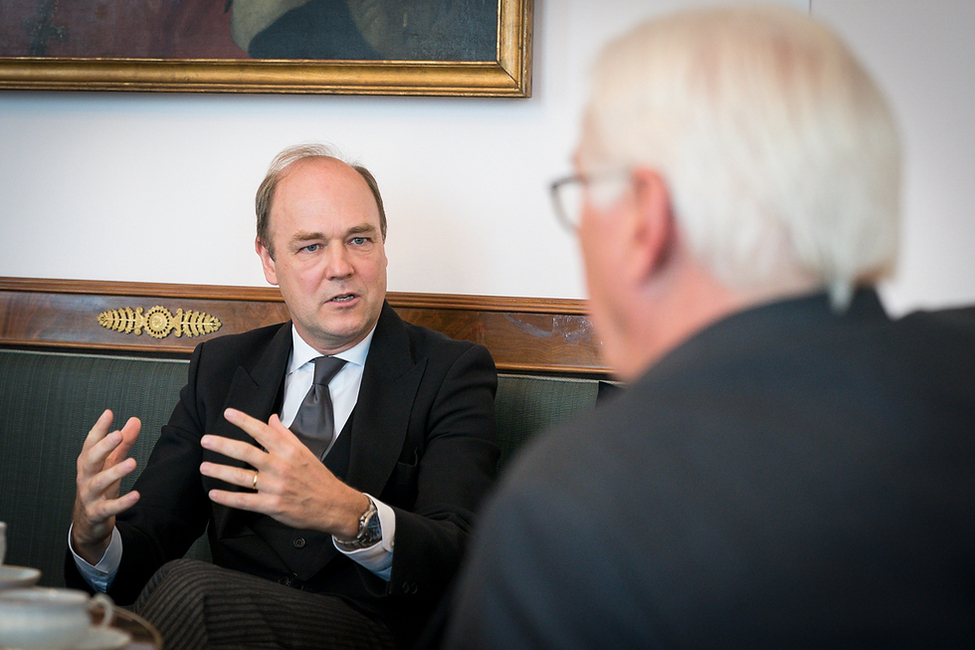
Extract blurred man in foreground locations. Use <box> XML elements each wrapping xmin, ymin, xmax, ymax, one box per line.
<box><xmin>443</xmin><ymin>5</ymin><xmax>975</xmax><ymax>648</ymax></box>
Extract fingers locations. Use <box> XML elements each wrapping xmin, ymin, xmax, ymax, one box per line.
<box><xmin>200</xmin><ymin>432</ymin><xmax>266</xmax><ymax>469</ymax></box>
<box><xmin>199</xmin><ymin>409</ymin><xmax>278</xmax><ymax>503</ymax></box>
<box><xmin>80</xmin><ymin>488</ymin><xmax>141</xmax><ymax>524</ymax></box>
<box><xmin>74</xmin><ymin>410</ymin><xmax>141</xmax><ymax>540</ymax></box>
<box><xmin>78</xmin><ymin>411</ymin><xmax>142</xmax><ymax>478</ymax></box>
<box><xmin>199</xmin><ymin>460</ymin><xmax>259</xmax><ymax>492</ymax></box>
<box><xmin>200</xmin><ymin>461</ymin><xmax>267</xmax><ymax>516</ymax></box>
<box><xmin>200</xmin><ymin>409</ymin><xmax>276</xmax><ymax>494</ymax></box>
<box><xmin>79</xmin><ymin>409</ymin><xmax>116</xmax><ymax>457</ymax></box>
<box><xmin>201</xmin><ymin>409</ymin><xmax>303</xmax><ymax>472</ymax></box>
<box><xmin>223</xmin><ymin>408</ymin><xmax>297</xmax><ymax>451</ymax></box>
<box><xmin>107</xmin><ymin>416</ymin><xmax>141</xmax><ymax>466</ymax></box>
<box><xmin>85</xmin><ymin>456</ymin><xmax>138</xmax><ymax>495</ymax></box>
<box><xmin>203</xmin><ymin>409</ymin><xmax>347</xmax><ymax>530</ymax></box>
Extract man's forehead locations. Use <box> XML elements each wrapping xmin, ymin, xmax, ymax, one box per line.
<box><xmin>280</xmin><ymin>156</ymin><xmax>360</xmax><ymax>187</ymax></box>
<box><xmin>272</xmin><ymin>160</ymin><xmax>377</xmax><ymax>215</ymax></box>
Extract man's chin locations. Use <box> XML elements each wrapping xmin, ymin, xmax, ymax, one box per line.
<box><xmin>306</xmin><ymin>308</ymin><xmax>380</xmax><ymax>352</ymax></box>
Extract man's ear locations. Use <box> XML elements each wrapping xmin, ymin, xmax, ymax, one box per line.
<box><xmin>255</xmin><ymin>237</ymin><xmax>279</xmax><ymax>286</ymax></box>
<box><xmin>625</xmin><ymin>167</ymin><xmax>676</xmax><ymax>284</ymax></box>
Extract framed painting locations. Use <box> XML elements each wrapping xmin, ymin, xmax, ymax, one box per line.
<box><xmin>0</xmin><ymin>0</ymin><xmax>532</xmax><ymax>96</ymax></box>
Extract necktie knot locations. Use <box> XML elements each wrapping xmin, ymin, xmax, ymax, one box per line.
<box><xmin>290</xmin><ymin>356</ymin><xmax>348</xmax><ymax>460</ymax></box>
<box><xmin>313</xmin><ymin>356</ymin><xmax>347</xmax><ymax>386</ymax></box>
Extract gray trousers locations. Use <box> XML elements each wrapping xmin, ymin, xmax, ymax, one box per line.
<box><xmin>132</xmin><ymin>559</ymin><xmax>397</xmax><ymax>650</ymax></box>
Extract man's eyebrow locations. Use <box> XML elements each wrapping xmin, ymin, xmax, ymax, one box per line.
<box><xmin>289</xmin><ymin>224</ymin><xmax>378</xmax><ymax>243</ymax></box>
<box><xmin>291</xmin><ymin>231</ymin><xmax>325</xmax><ymax>243</ymax></box>
<box><xmin>346</xmin><ymin>224</ymin><xmax>378</xmax><ymax>236</ymax></box>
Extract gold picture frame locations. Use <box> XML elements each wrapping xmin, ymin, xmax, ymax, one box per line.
<box><xmin>0</xmin><ymin>0</ymin><xmax>532</xmax><ymax>96</ymax></box>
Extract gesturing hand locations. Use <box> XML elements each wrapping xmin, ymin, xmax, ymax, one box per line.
<box><xmin>71</xmin><ymin>409</ymin><xmax>142</xmax><ymax>564</ymax></box>
<box><xmin>200</xmin><ymin>408</ymin><xmax>368</xmax><ymax>540</ymax></box>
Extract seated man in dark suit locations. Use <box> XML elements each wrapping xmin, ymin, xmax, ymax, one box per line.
<box><xmin>443</xmin><ymin>4</ymin><xmax>975</xmax><ymax>648</ymax></box>
<box><xmin>67</xmin><ymin>144</ymin><xmax>498</xmax><ymax>649</ymax></box>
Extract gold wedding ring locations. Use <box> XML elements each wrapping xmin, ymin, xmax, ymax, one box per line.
<box><xmin>252</xmin><ymin>471</ymin><xmax>259</xmax><ymax>491</ymax></box>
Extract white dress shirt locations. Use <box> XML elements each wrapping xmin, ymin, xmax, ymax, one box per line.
<box><xmin>71</xmin><ymin>323</ymin><xmax>396</xmax><ymax>589</ymax></box>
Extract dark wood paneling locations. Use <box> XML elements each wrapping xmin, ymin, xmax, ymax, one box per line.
<box><xmin>0</xmin><ymin>278</ymin><xmax>609</xmax><ymax>375</ymax></box>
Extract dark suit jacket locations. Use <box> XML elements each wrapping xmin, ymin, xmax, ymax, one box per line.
<box><xmin>445</xmin><ymin>289</ymin><xmax>975</xmax><ymax>649</ymax></box>
<box><xmin>67</xmin><ymin>302</ymin><xmax>498</xmax><ymax>645</ymax></box>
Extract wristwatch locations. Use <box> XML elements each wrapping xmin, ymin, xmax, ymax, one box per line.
<box><xmin>336</xmin><ymin>496</ymin><xmax>382</xmax><ymax>550</ymax></box>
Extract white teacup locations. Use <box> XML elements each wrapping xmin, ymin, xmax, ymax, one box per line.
<box><xmin>0</xmin><ymin>587</ymin><xmax>114</xmax><ymax>649</ymax></box>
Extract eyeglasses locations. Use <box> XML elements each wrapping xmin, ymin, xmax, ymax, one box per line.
<box><xmin>549</xmin><ymin>172</ymin><xmax>631</xmax><ymax>232</ymax></box>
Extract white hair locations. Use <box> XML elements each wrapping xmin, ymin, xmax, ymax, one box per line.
<box><xmin>583</xmin><ymin>4</ymin><xmax>901</xmax><ymax>309</ymax></box>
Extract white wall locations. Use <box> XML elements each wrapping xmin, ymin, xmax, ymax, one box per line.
<box><xmin>812</xmin><ymin>0</ymin><xmax>975</xmax><ymax>314</ymax></box>
<box><xmin>1</xmin><ymin>0</ymin><xmax>972</xmax><ymax>315</ymax></box>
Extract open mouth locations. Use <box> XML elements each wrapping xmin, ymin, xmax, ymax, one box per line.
<box><xmin>329</xmin><ymin>293</ymin><xmax>357</xmax><ymax>303</ymax></box>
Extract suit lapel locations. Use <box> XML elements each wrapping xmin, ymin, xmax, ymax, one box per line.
<box><xmin>347</xmin><ymin>302</ymin><xmax>426</xmax><ymax>496</ymax></box>
<box><xmin>210</xmin><ymin>323</ymin><xmax>293</xmax><ymax>473</ymax></box>
<box><xmin>208</xmin><ymin>322</ymin><xmax>292</xmax><ymax>556</ymax></box>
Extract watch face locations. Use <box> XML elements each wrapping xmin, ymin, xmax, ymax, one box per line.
<box><xmin>361</xmin><ymin>512</ymin><xmax>382</xmax><ymax>544</ymax></box>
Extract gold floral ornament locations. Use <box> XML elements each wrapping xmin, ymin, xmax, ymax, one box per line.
<box><xmin>97</xmin><ymin>306</ymin><xmax>222</xmax><ymax>339</ymax></box>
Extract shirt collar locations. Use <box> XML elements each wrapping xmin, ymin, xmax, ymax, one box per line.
<box><xmin>288</xmin><ymin>324</ymin><xmax>375</xmax><ymax>375</ymax></box>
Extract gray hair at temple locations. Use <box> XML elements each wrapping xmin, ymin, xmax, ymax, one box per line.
<box><xmin>580</xmin><ymin>4</ymin><xmax>901</xmax><ymax>309</ymax></box>
<box><xmin>255</xmin><ymin>143</ymin><xmax>388</xmax><ymax>257</ymax></box>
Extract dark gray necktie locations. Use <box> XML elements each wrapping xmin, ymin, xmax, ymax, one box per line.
<box><xmin>289</xmin><ymin>356</ymin><xmax>347</xmax><ymax>460</ymax></box>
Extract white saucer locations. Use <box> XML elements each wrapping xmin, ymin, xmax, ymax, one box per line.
<box><xmin>74</xmin><ymin>627</ymin><xmax>131</xmax><ymax>650</ymax></box>
<box><xmin>0</xmin><ymin>565</ymin><xmax>41</xmax><ymax>589</ymax></box>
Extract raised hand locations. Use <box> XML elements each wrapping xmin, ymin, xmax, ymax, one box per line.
<box><xmin>199</xmin><ymin>408</ymin><xmax>368</xmax><ymax>541</ymax></box>
<box><xmin>71</xmin><ymin>410</ymin><xmax>142</xmax><ymax>564</ymax></box>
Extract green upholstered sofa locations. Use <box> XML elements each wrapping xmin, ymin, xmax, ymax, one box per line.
<box><xmin>0</xmin><ymin>278</ymin><xmax>609</xmax><ymax>589</ymax></box>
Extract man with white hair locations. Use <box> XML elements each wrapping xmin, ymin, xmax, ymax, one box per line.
<box><xmin>442</xmin><ymin>4</ymin><xmax>975</xmax><ymax>648</ymax></box>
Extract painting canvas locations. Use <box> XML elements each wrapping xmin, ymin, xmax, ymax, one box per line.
<box><xmin>0</xmin><ymin>0</ymin><xmax>532</xmax><ymax>95</ymax></box>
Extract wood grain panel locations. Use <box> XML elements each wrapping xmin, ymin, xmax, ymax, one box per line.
<box><xmin>0</xmin><ymin>278</ymin><xmax>609</xmax><ymax>376</ymax></box>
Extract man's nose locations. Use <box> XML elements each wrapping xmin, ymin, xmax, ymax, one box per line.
<box><xmin>324</xmin><ymin>246</ymin><xmax>353</xmax><ymax>278</ymax></box>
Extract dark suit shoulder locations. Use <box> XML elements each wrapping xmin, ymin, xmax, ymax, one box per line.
<box><xmin>190</xmin><ymin>322</ymin><xmax>290</xmax><ymax>373</ymax></box>
<box><xmin>898</xmin><ymin>303</ymin><xmax>975</xmax><ymax>349</ymax></box>
<box><xmin>379</xmin><ymin>302</ymin><xmax>494</xmax><ymax>370</ymax></box>
<box><xmin>892</xmin><ymin>305</ymin><xmax>975</xmax><ymax>399</ymax></box>
<box><xmin>196</xmin><ymin>322</ymin><xmax>287</xmax><ymax>354</ymax></box>
<box><xmin>402</xmin><ymin>318</ymin><xmax>480</xmax><ymax>354</ymax></box>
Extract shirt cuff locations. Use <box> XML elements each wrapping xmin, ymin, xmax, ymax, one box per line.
<box><xmin>332</xmin><ymin>494</ymin><xmax>395</xmax><ymax>581</ymax></box>
<box><xmin>67</xmin><ymin>524</ymin><xmax>122</xmax><ymax>592</ymax></box>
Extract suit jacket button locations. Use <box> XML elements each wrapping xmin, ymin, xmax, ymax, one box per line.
<box><xmin>293</xmin><ymin>537</ymin><xmax>306</xmax><ymax>549</ymax></box>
